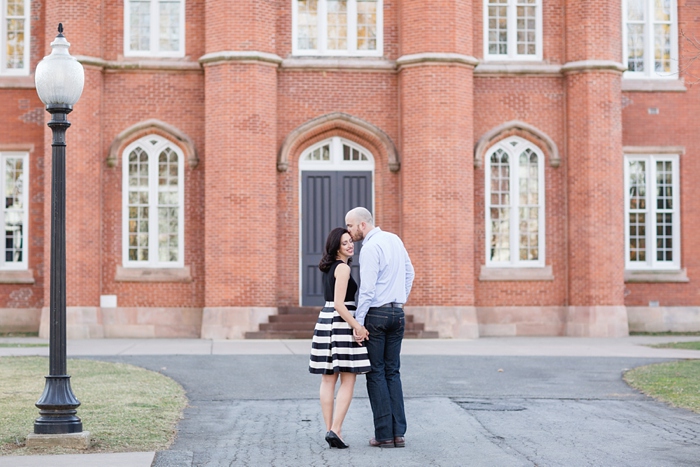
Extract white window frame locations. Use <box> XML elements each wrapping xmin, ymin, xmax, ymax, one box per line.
<box><xmin>292</xmin><ymin>0</ymin><xmax>384</xmax><ymax>57</ymax></box>
<box><xmin>484</xmin><ymin>137</ymin><xmax>545</xmax><ymax>268</ymax></box>
<box><xmin>122</xmin><ymin>135</ymin><xmax>185</xmax><ymax>268</ymax></box>
<box><xmin>624</xmin><ymin>154</ymin><xmax>680</xmax><ymax>270</ymax></box>
<box><xmin>1</xmin><ymin>0</ymin><xmax>30</xmax><ymax>75</ymax></box>
<box><xmin>622</xmin><ymin>0</ymin><xmax>678</xmax><ymax>79</ymax></box>
<box><xmin>483</xmin><ymin>0</ymin><xmax>542</xmax><ymax>61</ymax></box>
<box><xmin>0</xmin><ymin>152</ymin><xmax>28</xmax><ymax>270</ymax></box>
<box><xmin>124</xmin><ymin>0</ymin><xmax>185</xmax><ymax>58</ymax></box>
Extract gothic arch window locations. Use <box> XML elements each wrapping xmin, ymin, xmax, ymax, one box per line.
<box><xmin>299</xmin><ymin>136</ymin><xmax>375</xmax><ymax>171</ymax></box>
<box><xmin>485</xmin><ymin>136</ymin><xmax>545</xmax><ymax>267</ymax></box>
<box><xmin>122</xmin><ymin>135</ymin><xmax>184</xmax><ymax>268</ymax></box>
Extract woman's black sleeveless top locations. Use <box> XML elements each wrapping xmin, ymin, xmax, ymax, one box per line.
<box><xmin>323</xmin><ymin>260</ymin><xmax>358</xmax><ymax>302</ymax></box>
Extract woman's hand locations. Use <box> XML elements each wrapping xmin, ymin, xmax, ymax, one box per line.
<box><xmin>353</xmin><ymin>326</ymin><xmax>369</xmax><ymax>345</ymax></box>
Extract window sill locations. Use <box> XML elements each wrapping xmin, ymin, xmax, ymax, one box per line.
<box><xmin>282</xmin><ymin>56</ymin><xmax>394</xmax><ymax>71</ymax></box>
<box><xmin>0</xmin><ymin>269</ymin><xmax>35</xmax><ymax>284</ymax></box>
<box><xmin>115</xmin><ymin>265</ymin><xmax>191</xmax><ymax>283</ymax></box>
<box><xmin>475</xmin><ymin>61</ymin><xmax>559</xmax><ymax>75</ymax></box>
<box><xmin>622</xmin><ymin>78</ymin><xmax>687</xmax><ymax>92</ymax></box>
<box><xmin>625</xmin><ymin>268</ymin><xmax>689</xmax><ymax>283</ymax></box>
<box><xmin>0</xmin><ymin>75</ymin><xmax>34</xmax><ymax>89</ymax></box>
<box><xmin>479</xmin><ymin>265</ymin><xmax>553</xmax><ymax>281</ymax></box>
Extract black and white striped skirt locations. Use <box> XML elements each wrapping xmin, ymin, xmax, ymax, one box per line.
<box><xmin>309</xmin><ymin>301</ymin><xmax>371</xmax><ymax>375</ymax></box>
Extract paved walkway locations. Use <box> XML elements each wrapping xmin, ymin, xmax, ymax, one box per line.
<box><xmin>1</xmin><ymin>336</ymin><xmax>700</xmax><ymax>466</ymax></box>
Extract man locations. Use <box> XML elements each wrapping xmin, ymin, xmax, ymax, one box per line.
<box><xmin>345</xmin><ymin>207</ymin><xmax>415</xmax><ymax>449</ymax></box>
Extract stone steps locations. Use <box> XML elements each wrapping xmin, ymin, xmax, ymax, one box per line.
<box><xmin>245</xmin><ymin>307</ymin><xmax>437</xmax><ymax>339</ymax></box>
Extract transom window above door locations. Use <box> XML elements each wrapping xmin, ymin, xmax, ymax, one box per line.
<box><xmin>292</xmin><ymin>0</ymin><xmax>383</xmax><ymax>56</ymax></box>
<box><xmin>300</xmin><ymin>137</ymin><xmax>374</xmax><ymax>171</ymax></box>
<box><xmin>124</xmin><ymin>0</ymin><xmax>185</xmax><ymax>57</ymax></box>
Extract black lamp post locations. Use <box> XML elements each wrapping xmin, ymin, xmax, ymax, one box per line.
<box><xmin>32</xmin><ymin>23</ymin><xmax>85</xmax><ymax>435</ymax></box>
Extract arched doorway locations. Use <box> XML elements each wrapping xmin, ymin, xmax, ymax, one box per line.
<box><xmin>299</xmin><ymin>136</ymin><xmax>375</xmax><ymax>306</ymax></box>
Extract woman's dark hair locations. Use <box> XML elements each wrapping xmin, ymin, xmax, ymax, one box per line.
<box><xmin>319</xmin><ymin>227</ymin><xmax>352</xmax><ymax>272</ymax></box>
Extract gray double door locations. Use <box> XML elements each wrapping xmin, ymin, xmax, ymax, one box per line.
<box><xmin>301</xmin><ymin>171</ymin><xmax>372</xmax><ymax>306</ymax></box>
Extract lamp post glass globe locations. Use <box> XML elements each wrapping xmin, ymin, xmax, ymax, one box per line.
<box><xmin>33</xmin><ymin>23</ymin><xmax>85</xmax><ymax>435</ymax></box>
<box><xmin>35</xmin><ymin>23</ymin><xmax>84</xmax><ymax>107</ymax></box>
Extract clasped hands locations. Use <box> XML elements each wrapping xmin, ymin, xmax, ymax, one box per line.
<box><xmin>353</xmin><ymin>326</ymin><xmax>369</xmax><ymax>345</ymax></box>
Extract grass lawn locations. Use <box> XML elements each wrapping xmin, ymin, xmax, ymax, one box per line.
<box><xmin>624</xmin><ymin>360</ymin><xmax>700</xmax><ymax>414</ymax></box>
<box><xmin>649</xmin><ymin>341</ymin><xmax>700</xmax><ymax>351</ymax></box>
<box><xmin>0</xmin><ymin>356</ymin><xmax>187</xmax><ymax>456</ymax></box>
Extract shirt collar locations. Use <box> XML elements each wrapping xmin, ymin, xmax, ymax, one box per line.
<box><xmin>363</xmin><ymin>226</ymin><xmax>381</xmax><ymax>245</ymax></box>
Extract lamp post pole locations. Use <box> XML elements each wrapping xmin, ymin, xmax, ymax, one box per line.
<box><xmin>33</xmin><ymin>23</ymin><xmax>85</xmax><ymax>435</ymax></box>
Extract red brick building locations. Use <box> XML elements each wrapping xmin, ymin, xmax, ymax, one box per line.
<box><xmin>0</xmin><ymin>0</ymin><xmax>697</xmax><ymax>338</ymax></box>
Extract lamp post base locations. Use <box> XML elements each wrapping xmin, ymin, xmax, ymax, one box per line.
<box><xmin>34</xmin><ymin>375</ymin><xmax>83</xmax><ymax>434</ymax></box>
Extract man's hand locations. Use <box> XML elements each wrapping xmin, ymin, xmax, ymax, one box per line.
<box><xmin>353</xmin><ymin>326</ymin><xmax>369</xmax><ymax>346</ymax></box>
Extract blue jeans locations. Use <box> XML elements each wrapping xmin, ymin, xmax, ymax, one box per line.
<box><xmin>364</xmin><ymin>306</ymin><xmax>406</xmax><ymax>441</ymax></box>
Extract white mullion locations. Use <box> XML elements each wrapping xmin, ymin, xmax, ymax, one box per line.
<box><xmin>0</xmin><ymin>156</ymin><xmax>6</xmax><ymax>268</ymax></box>
<box><xmin>348</xmin><ymin>0</ymin><xmax>357</xmax><ymax>54</ymax></box>
<box><xmin>149</xmin><ymin>146</ymin><xmax>158</xmax><ymax>265</ymax></box>
<box><xmin>177</xmin><ymin>147</ymin><xmax>185</xmax><ymax>266</ymax></box>
<box><xmin>507</xmin><ymin>0</ymin><xmax>516</xmax><ymax>59</ymax></box>
<box><xmin>672</xmin><ymin>156</ymin><xmax>680</xmax><ymax>268</ymax></box>
<box><xmin>647</xmin><ymin>157</ymin><xmax>656</xmax><ymax>268</ymax></box>
<box><xmin>624</xmin><ymin>157</ymin><xmax>631</xmax><ymax>268</ymax></box>
<box><xmin>645</xmin><ymin>0</ymin><xmax>653</xmax><ymax>75</ymax></box>
<box><xmin>319</xmin><ymin>0</ymin><xmax>328</xmax><ymax>53</ymax></box>
<box><xmin>509</xmin><ymin>148</ymin><xmax>518</xmax><ymax>265</ymax></box>
<box><xmin>150</xmin><ymin>0</ymin><xmax>158</xmax><ymax>54</ymax></box>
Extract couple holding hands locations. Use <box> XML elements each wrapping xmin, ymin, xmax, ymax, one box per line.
<box><xmin>308</xmin><ymin>207</ymin><xmax>415</xmax><ymax>450</ymax></box>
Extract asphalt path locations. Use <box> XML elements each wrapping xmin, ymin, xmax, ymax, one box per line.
<box><xmin>87</xmin><ymin>354</ymin><xmax>700</xmax><ymax>467</ymax></box>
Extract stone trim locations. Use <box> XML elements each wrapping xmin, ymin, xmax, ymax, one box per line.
<box><xmin>628</xmin><ymin>306</ymin><xmax>700</xmax><ymax>333</ymax></box>
<box><xmin>0</xmin><ymin>143</ymin><xmax>34</xmax><ymax>152</ymax></box>
<box><xmin>75</xmin><ymin>55</ymin><xmax>202</xmax><ymax>72</ymax></box>
<box><xmin>201</xmin><ymin>307</ymin><xmax>277</xmax><ymax>339</ymax></box>
<box><xmin>281</xmin><ymin>57</ymin><xmax>396</xmax><ymax>71</ymax></box>
<box><xmin>561</xmin><ymin>60</ymin><xmax>626</xmax><ymax>74</ymax></box>
<box><xmin>0</xmin><ymin>75</ymin><xmax>35</xmax><ymax>88</ymax></box>
<box><xmin>199</xmin><ymin>51</ymin><xmax>283</xmax><ymax>66</ymax></box>
<box><xmin>622</xmin><ymin>78</ymin><xmax>687</xmax><ymax>92</ymax></box>
<box><xmin>396</xmin><ymin>53</ymin><xmax>479</xmax><ymax>69</ymax></box>
<box><xmin>107</xmin><ymin>119</ymin><xmax>198</xmax><ymax>168</ymax></box>
<box><xmin>277</xmin><ymin>112</ymin><xmax>400</xmax><ymax>172</ymax></box>
<box><xmin>625</xmin><ymin>268</ymin><xmax>689</xmax><ymax>283</ymax></box>
<box><xmin>474</xmin><ymin>120</ymin><xmax>560</xmax><ymax>168</ymax></box>
<box><xmin>623</xmin><ymin>146</ymin><xmax>685</xmax><ymax>155</ymax></box>
<box><xmin>115</xmin><ymin>265</ymin><xmax>192</xmax><ymax>283</ymax></box>
<box><xmin>479</xmin><ymin>265</ymin><xmax>553</xmax><ymax>281</ymax></box>
<box><xmin>475</xmin><ymin>62</ymin><xmax>561</xmax><ymax>75</ymax></box>
<box><xmin>0</xmin><ymin>269</ymin><xmax>35</xmax><ymax>284</ymax></box>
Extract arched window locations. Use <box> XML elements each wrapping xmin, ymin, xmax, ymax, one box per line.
<box><xmin>122</xmin><ymin>135</ymin><xmax>184</xmax><ymax>267</ymax></box>
<box><xmin>485</xmin><ymin>137</ymin><xmax>545</xmax><ymax>267</ymax></box>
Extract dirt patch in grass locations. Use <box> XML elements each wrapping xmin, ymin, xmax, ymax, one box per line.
<box><xmin>624</xmin><ymin>360</ymin><xmax>700</xmax><ymax>414</ymax></box>
<box><xmin>0</xmin><ymin>356</ymin><xmax>187</xmax><ymax>456</ymax></box>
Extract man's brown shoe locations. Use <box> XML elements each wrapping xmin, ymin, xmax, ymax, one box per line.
<box><xmin>369</xmin><ymin>438</ymin><xmax>396</xmax><ymax>448</ymax></box>
<box><xmin>394</xmin><ymin>436</ymin><xmax>405</xmax><ymax>448</ymax></box>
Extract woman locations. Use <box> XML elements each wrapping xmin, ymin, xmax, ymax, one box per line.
<box><xmin>309</xmin><ymin>227</ymin><xmax>371</xmax><ymax>449</ymax></box>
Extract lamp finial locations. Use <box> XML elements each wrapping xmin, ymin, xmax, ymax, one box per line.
<box><xmin>58</xmin><ymin>23</ymin><xmax>63</xmax><ymax>35</ymax></box>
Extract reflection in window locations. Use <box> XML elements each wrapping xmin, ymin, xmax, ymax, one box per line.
<box><xmin>125</xmin><ymin>0</ymin><xmax>184</xmax><ymax>56</ymax></box>
<box><xmin>123</xmin><ymin>136</ymin><xmax>184</xmax><ymax>267</ymax></box>
<box><xmin>0</xmin><ymin>153</ymin><xmax>27</xmax><ymax>268</ymax></box>
<box><xmin>625</xmin><ymin>154</ymin><xmax>680</xmax><ymax>269</ymax></box>
<box><xmin>293</xmin><ymin>0</ymin><xmax>382</xmax><ymax>56</ymax></box>
<box><xmin>485</xmin><ymin>137</ymin><xmax>544</xmax><ymax>267</ymax></box>
<box><xmin>485</xmin><ymin>0</ymin><xmax>541</xmax><ymax>60</ymax></box>
<box><xmin>623</xmin><ymin>0</ymin><xmax>677</xmax><ymax>78</ymax></box>
<box><xmin>2</xmin><ymin>0</ymin><xmax>29</xmax><ymax>74</ymax></box>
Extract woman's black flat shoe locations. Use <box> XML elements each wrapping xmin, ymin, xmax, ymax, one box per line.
<box><xmin>327</xmin><ymin>430</ymin><xmax>349</xmax><ymax>449</ymax></box>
